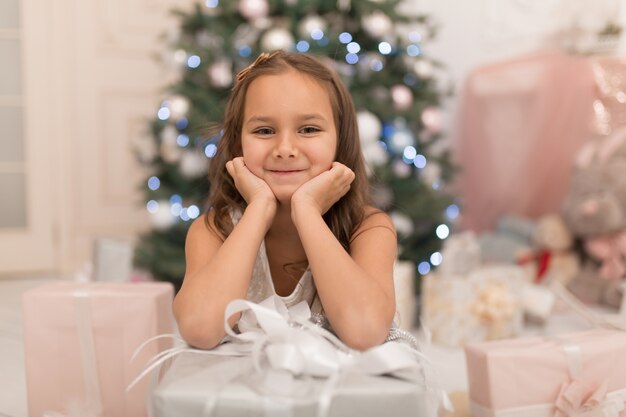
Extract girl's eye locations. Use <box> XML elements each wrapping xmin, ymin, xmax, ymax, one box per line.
<box><xmin>254</xmin><ymin>128</ymin><xmax>274</xmax><ymax>135</ymax></box>
<box><xmin>300</xmin><ymin>126</ymin><xmax>320</xmax><ymax>134</ymax></box>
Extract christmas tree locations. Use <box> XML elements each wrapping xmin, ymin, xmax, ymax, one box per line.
<box><xmin>133</xmin><ymin>0</ymin><xmax>457</xmax><ymax>292</ymax></box>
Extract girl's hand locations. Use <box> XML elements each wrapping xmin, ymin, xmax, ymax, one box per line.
<box><xmin>291</xmin><ymin>162</ymin><xmax>355</xmax><ymax>216</ymax></box>
<box><xmin>226</xmin><ymin>157</ymin><xmax>277</xmax><ymax>209</ymax></box>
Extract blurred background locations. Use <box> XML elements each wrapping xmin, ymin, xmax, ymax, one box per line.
<box><xmin>1</xmin><ymin>0</ymin><xmax>626</xmax><ymax>288</ymax></box>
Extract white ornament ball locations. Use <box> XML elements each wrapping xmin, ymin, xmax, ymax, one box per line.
<box><xmin>390</xmin><ymin>211</ymin><xmax>414</xmax><ymax>235</ymax></box>
<box><xmin>260</xmin><ymin>27</ymin><xmax>294</xmax><ymax>51</ymax></box>
<box><xmin>169</xmin><ymin>95</ymin><xmax>190</xmax><ymax>119</ymax></box>
<box><xmin>362</xmin><ymin>141</ymin><xmax>388</xmax><ymax>168</ymax></box>
<box><xmin>180</xmin><ymin>151</ymin><xmax>208</xmax><ymax>179</ymax></box>
<box><xmin>160</xmin><ymin>126</ymin><xmax>182</xmax><ymax>163</ymax></box>
<box><xmin>238</xmin><ymin>0</ymin><xmax>269</xmax><ymax>20</ymax></box>
<box><xmin>298</xmin><ymin>15</ymin><xmax>327</xmax><ymax>38</ymax></box>
<box><xmin>362</xmin><ymin>11</ymin><xmax>393</xmax><ymax>38</ymax></box>
<box><xmin>392</xmin><ymin>160</ymin><xmax>412</xmax><ymax>178</ymax></box>
<box><xmin>421</xmin><ymin>162</ymin><xmax>442</xmax><ymax>185</ymax></box>
<box><xmin>357</xmin><ymin>111</ymin><xmax>382</xmax><ymax>144</ymax></box>
<box><xmin>391</xmin><ymin>85</ymin><xmax>413</xmax><ymax>111</ymax></box>
<box><xmin>209</xmin><ymin>59</ymin><xmax>233</xmax><ymax>88</ymax></box>
<box><xmin>414</xmin><ymin>59</ymin><xmax>433</xmax><ymax>78</ymax></box>
<box><xmin>389</xmin><ymin>129</ymin><xmax>415</xmax><ymax>154</ymax></box>
<box><xmin>421</xmin><ymin>107</ymin><xmax>443</xmax><ymax>133</ymax></box>
<box><xmin>151</xmin><ymin>200</ymin><xmax>176</xmax><ymax>230</ymax></box>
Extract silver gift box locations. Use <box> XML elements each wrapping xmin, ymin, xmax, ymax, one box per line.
<box><xmin>150</xmin><ymin>353</ymin><xmax>434</xmax><ymax>417</ymax></box>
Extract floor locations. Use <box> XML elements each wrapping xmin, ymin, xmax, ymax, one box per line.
<box><xmin>0</xmin><ymin>277</ymin><xmax>55</xmax><ymax>417</ymax></box>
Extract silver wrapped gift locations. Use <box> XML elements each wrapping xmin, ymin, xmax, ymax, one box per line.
<box><xmin>150</xmin><ymin>353</ymin><xmax>435</xmax><ymax>417</ymax></box>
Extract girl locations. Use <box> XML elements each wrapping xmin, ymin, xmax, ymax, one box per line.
<box><xmin>173</xmin><ymin>51</ymin><xmax>398</xmax><ymax>351</ymax></box>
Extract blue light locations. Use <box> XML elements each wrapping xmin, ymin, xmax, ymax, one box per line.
<box><xmin>169</xmin><ymin>194</ymin><xmax>183</xmax><ymax>204</ymax></box>
<box><xmin>296</xmin><ymin>40</ymin><xmax>310</xmax><ymax>52</ymax></box>
<box><xmin>205</xmin><ymin>143</ymin><xmax>217</xmax><ymax>158</ymax></box>
<box><xmin>175</xmin><ymin>117</ymin><xmax>189</xmax><ymax>130</ymax></box>
<box><xmin>177</xmin><ymin>134</ymin><xmax>190</xmax><ymax>147</ymax></box>
<box><xmin>170</xmin><ymin>202</ymin><xmax>183</xmax><ymax>216</ymax></box>
<box><xmin>446</xmin><ymin>204</ymin><xmax>460</xmax><ymax>220</ymax></box>
<box><xmin>414</xmin><ymin>154</ymin><xmax>427</xmax><ymax>169</ymax></box>
<box><xmin>311</xmin><ymin>29</ymin><xmax>324</xmax><ymax>40</ymax></box>
<box><xmin>403</xmin><ymin>146</ymin><xmax>417</xmax><ymax>160</ymax></box>
<box><xmin>157</xmin><ymin>107</ymin><xmax>170</xmax><ymax>121</ymax></box>
<box><xmin>370</xmin><ymin>59</ymin><xmax>383</xmax><ymax>72</ymax></box>
<box><xmin>147</xmin><ymin>176</ymin><xmax>160</xmax><ymax>191</ymax></box>
<box><xmin>345</xmin><ymin>53</ymin><xmax>359</xmax><ymax>65</ymax></box>
<box><xmin>382</xmin><ymin>123</ymin><xmax>395</xmax><ymax>139</ymax></box>
<box><xmin>187</xmin><ymin>55</ymin><xmax>201</xmax><ymax>68</ymax></box>
<box><xmin>436</xmin><ymin>224</ymin><xmax>450</xmax><ymax>239</ymax></box>
<box><xmin>239</xmin><ymin>46</ymin><xmax>252</xmax><ymax>58</ymax></box>
<box><xmin>316</xmin><ymin>36</ymin><xmax>329</xmax><ymax>46</ymax></box>
<box><xmin>180</xmin><ymin>208</ymin><xmax>191</xmax><ymax>221</ymax></box>
<box><xmin>338</xmin><ymin>32</ymin><xmax>352</xmax><ymax>44</ymax></box>
<box><xmin>188</xmin><ymin>205</ymin><xmax>200</xmax><ymax>219</ymax></box>
<box><xmin>205</xmin><ymin>0</ymin><xmax>218</xmax><ymax>7</ymax></box>
<box><xmin>409</xmin><ymin>31</ymin><xmax>422</xmax><ymax>43</ymax></box>
<box><xmin>347</xmin><ymin>42</ymin><xmax>360</xmax><ymax>54</ymax></box>
<box><xmin>418</xmin><ymin>261</ymin><xmax>431</xmax><ymax>275</ymax></box>
<box><xmin>430</xmin><ymin>252</ymin><xmax>443</xmax><ymax>266</ymax></box>
<box><xmin>146</xmin><ymin>200</ymin><xmax>159</xmax><ymax>214</ymax></box>
<box><xmin>378</xmin><ymin>42</ymin><xmax>392</xmax><ymax>55</ymax></box>
<box><xmin>403</xmin><ymin>74</ymin><xmax>417</xmax><ymax>86</ymax></box>
<box><xmin>407</xmin><ymin>44</ymin><xmax>421</xmax><ymax>57</ymax></box>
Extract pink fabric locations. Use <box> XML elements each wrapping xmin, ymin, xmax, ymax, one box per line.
<box><xmin>22</xmin><ymin>282</ymin><xmax>174</xmax><ymax>417</ymax></box>
<box><xmin>464</xmin><ymin>329</ymin><xmax>626</xmax><ymax>414</ymax></box>
<box><xmin>453</xmin><ymin>51</ymin><xmax>597</xmax><ymax>232</ymax></box>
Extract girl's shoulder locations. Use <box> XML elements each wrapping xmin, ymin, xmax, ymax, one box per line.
<box><xmin>352</xmin><ymin>206</ymin><xmax>397</xmax><ymax>240</ymax></box>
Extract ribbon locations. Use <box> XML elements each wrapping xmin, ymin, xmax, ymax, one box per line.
<box><xmin>584</xmin><ymin>231</ymin><xmax>626</xmax><ymax>281</ymax></box>
<box><xmin>44</xmin><ymin>286</ymin><xmax>104</xmax><ymax>417</ymax></box>
<box><xmin>129</xmin><ymin>295</ymin><xmax>447</xmax><ymax>417</ymax></box>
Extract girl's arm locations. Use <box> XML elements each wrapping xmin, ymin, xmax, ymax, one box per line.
<box><xmin>173</xmin><ymin>158</ymin><xmax>276</xmax><ymax>349</ymax></box>
<box><xmin>291</xmin><ymin>164</ymin><xmax>397</xmax><ymax>351</ymax></box>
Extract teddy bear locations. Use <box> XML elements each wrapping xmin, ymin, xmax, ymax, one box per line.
<box><xmin>561</xmin><ymin>127</ymin><xmax>626</xmax><ymax>307</ymax></box>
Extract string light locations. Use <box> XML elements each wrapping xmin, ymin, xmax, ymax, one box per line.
<box><xmin>345</xmin><ymin>53</ymin><xmax>358</xmax><ymax>65</ymax></box>
<box><xmin>239</xmin><ymin>46</ymin><xmax>252</xmax><ymax>58</ymax></box>
<box><xmin>147</xmin><ymin>176</ymin><xmax>161</xmax><ymax>191</ymax></box>
<box><xmin>347</xmin><ymin>42</ymin><xmax>360</xmax><ymax>54</ymax></box>
<box><xmin>296</xmin><ymin>41</ymin><xmax>310</xmax><ymax>52</ymax></box>
<box><xmin>370</xmin><ymin>59</ymin><xmax>383</xmax><ymax>72</ymax></box>
<box><xmin>177</xmin><ymin>134</ymin><xmax>190</xmax><ymax>147</ymax></box>
<box><xmin>436</xmin><ymin>224</ymin><xmax>450</xmax><ymax>239</ymax></box>
<box><xmin>205</xmin><ymin>0</ymin><xmax>218</xmax><ymax>8</ymax></box>
<box><xmin>430</xmin><ymin>252</ymin><xmax>443</xmax><ymax>266</ymax></box>
<box><xmin>175</xmin><ymin>118</ymin><xmax>189</xmax><ymax>130</ymax></box>
<box><xmin>403</xmin><ymin>145</ymin><xmax>417</xmax><ymax>161</ymax></box>
<box><xmin>338</xmin><ymin>32</ymin><xmax>352</xmax><ymax>44</ymax></box>
<box><xmin>205</xmin><ymin>143</ymin><xmax>217</xmax><ymax>158</ymax></box>
<box><xmin>146</xmin><ymin>200</ymin><xmax>159</xmax><ymax>214</ymax></box>
<box><xmin>413</xmin><ymin>154</ymin><xmax>427</xmax><ymax>169</ymax></box>
<box><xmin>446</xmin><ymin>204</ymin><xmax>460</xmax><ymax>220</ymax></box>
<box><xmin>169</xmin><ymin>195</ymin><xmax>182</xmax><ymax>204</ymax></box>
<box><xmin>187</xmin><ymin>55</ymin><xmax>201</xmax><ymax>68</ymax></box>
<box><xmin>311</xmin><ymin>29</ymin><xmax>324</xmax><ymax>40</ymax></box>
<box><xmin>188</xmin><ymin>205</ymin><xmax>200</xmax><ymax>219</ymax></box>
<box><xmin>418</xmin><ymin>261</ymin><xmax>431</xmax><ymax>275</ymax></box>
<box><xmin>157</xmin><ymin>107</ymin><xmax>170</xmax><ymax>121</ymax></box>
<box><xmin>378</xmin><ymin>42</ymin><xmax>392</xmax><ymax>55</ymax></box>
<box><xmin>407</xmin><ymin>44</ymin><xmax>421</xmax><ymax>57</ymax></box>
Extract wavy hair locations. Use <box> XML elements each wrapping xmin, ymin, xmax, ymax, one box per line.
<box><xmin>206</xmin><ymin>51</ymin><xmax>370</xmax><ymax>252</ymax></box>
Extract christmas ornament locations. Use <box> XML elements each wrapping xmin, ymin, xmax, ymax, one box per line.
<box><xmin>392</xmin><ymin>159</ymin><xmax>412</xmax><ymax>178</ymax></box>
<box><xmin>238</xmin><ymin>0</ymin><xmax>269</xmax><ymax>21</ymax></box>
<box><xmin>196</xmin><ymin>30</ymin><xmax>222</xmax><ymax>49</ymax></box>
<box><xmin>180</xmin><ymin>151</ymin><xmax>208</xmax><ymax>178</ymax></box>
<box><xmin>421</xmin><ymin>106</ymin><xmax>443</xmax><ymax>133</ymax></box>
<box><xmin>150</xmin><ymin>200</ymin><xmax>176</xmax><ymax>230</ymax></box>
<box><xmin>298</xmin><ymin>15</ymin><xmax>327</xmax><ymax>38</ymax></box>
<box><xmin>362</xmin><ymin>141</ymin><xmax>388</xmax><ymax>168</ymax></box>
<box><xmin>260</xmin><ymin>27</ymin><xmax>294</xmax><ymax>51</ymax></box>
<box><xmin>169</xmin><ymin>95</ymin><xmax>190</xmax><ymax>119</ymax></box>
<box><xmin>391</xmin><ymin>84</ymin><xmax>414</xmax><ymax>111</ymax></box>
<box><xmin>389</xmin><ymin>128</ymin><xmax>415</xmax><ymax>154</ymax></box>
<box><xmin>421</xmin><ymin>162</ymin><xmax>442</xmax><ymax>185</ymax></box>
<box><xmin>160</xmin><ymin>126</ymin><xmax>182</xmax><ymax>163</ymax></box>
<box><xmin>414</xmin><ymin>59</ymin><xmax>433</xmax><ymax>78</ymax></box>
<box><xmin>233</xmin><ymin>24</ymin><xmax>260</xmax><ymax>48</ymax></box>
<box><xmin>208</xmin><ymin>59</ymin><xmax>233</xmax><ymax>88</ymax></box>
<box><xmin>362</xmin><ymin>11</ymin><xmax>393</xmax><ymax>38</ymax></box>
<box><xmin>357</xmin><ymin>111</ymin><xmax>382</xmax><ymax>143</ymax></box>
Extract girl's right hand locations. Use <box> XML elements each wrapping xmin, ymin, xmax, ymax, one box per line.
<box><xmin>226</xmin><ymin>157</ymin><xmax>277</xmax><ymax>209</ymax></box>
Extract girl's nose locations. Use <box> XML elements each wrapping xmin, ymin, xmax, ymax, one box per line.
<box><xmin>274</xmin><ymin>133</ymin><xmax>297</xmax><ymax>158</ymax></box>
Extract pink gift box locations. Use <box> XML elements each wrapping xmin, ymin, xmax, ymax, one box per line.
<box><xmin>465</xmin><ymin>329</ymin><xmax>626</xmax><ymax>417</ymax></box>
<box><xmin>23</xmin><ymin>282</ymin><xmax>174</xmax><ymax>417</ymax></box>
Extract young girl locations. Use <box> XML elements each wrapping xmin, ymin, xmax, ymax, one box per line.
<box><xmin>173</xmin><ymin>51</ymin><xmax>398</xmax><ymax>351</ymax></box>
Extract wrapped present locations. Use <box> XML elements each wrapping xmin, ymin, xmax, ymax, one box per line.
<box><xmin>133</xmin><ymin>296</ymin><xmax>447</xmax><ymax>417</ymax></box>
<box><xmin>465</xmin><ymin>329</ymin><xmax>626</xmax><ymax>417</ymax></box>
<box><xmin>421</xmin><ymin>265</ymin><xmax>525</xmax><ymax>346</ymax></box>
<box><xmin>22</xmin><ymin>281</ymin><xmax>174</xmax><ymax>417</ymax></box>
<box><xmin>438</xmin><ymin>231</ymin><xmax>482</xmax><ymax>275</ymax></box>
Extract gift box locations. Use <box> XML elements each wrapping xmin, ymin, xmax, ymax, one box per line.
<box><xmin>22</xmin><ymin>281</ymin><xmax>174</xmax><ymax>417</ymax></box>
<box><xmin>421</xmin><ymin>265</ymin><xmax>525</xmax><ymax>347</ymax></box>
<box><xmin>150</xmin><ymin>353</ymin><xmax>435</xmax><ymax>417</ymax></box>
<box><xmin>465</xmin><ymin>329</ymin><xmax>626</xmax><ymax>417</ymax></box>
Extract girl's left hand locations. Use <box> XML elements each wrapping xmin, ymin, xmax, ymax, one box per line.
<box><xmin>291</xmin><ymin>162</ymin><xmax>355</xmax><ymax>216</ymax></box>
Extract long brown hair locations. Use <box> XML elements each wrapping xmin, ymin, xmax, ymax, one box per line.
<box><xmin>206</xmin><ymin>51</ymin><xmax>370</xmax><ymax>252</ymax></box>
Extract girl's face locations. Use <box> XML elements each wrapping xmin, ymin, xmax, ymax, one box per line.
<box><xmin>241</xmin><ymin>69</ymin><xmax>338</xmax><ymax>203</ymax></box>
